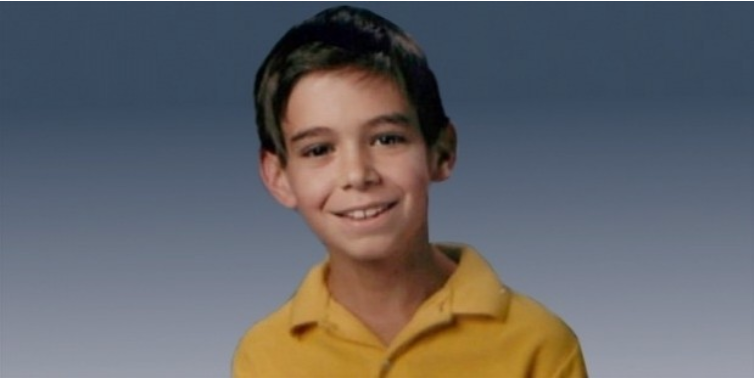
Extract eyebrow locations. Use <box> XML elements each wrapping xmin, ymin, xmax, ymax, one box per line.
<box><xmin>289</xmin><ymin>126</ymin><xmax>331</xmax><ymax>144</ymax></box>
<box><xmin>364</xmin><ymin>112</ymin><xmax>413</xmax><ymax>129</ymax></box>
<box><xmin>288</xmin><ymin>112</ymin><xmax>414</xmax><ymax>144</ymax></box>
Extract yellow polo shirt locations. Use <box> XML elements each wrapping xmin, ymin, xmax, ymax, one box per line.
<box><xmin>233</xmin><ymin>243</ymin><xmax>587</xmax><ymax>377</ymax></box>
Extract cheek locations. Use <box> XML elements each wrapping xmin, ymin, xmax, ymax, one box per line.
<box><xmin>386</xmin><ymin>156</ymin><xmax>432</xmax><ymax>195</ymax></box>
<box><xmin>290</xmin><ymin>171</ymin><xmax>333</xmax><ymax>208</ymax></box>
<box><xmin>405</xmin><ymin>151</ymin><xmax>433</xmax><ymax>180</ymax></box>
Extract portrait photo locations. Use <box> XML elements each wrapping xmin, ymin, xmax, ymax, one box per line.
<box><xmin>1</xmin><ymin>2</ymin><xmax>752</xmax><ymax>377</ymax></box>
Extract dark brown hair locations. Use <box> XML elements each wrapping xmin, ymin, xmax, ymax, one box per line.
<box><xmin>254</xmin><ymin>6</ymin><xmax>449</xmax><ymax>165</ymax></box>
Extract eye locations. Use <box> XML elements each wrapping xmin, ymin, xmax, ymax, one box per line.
<box><xmin>302</xmin><ymin>144</ymin><xmax>333</xmax><ymax>158</ymax></box>
<box><xmin>374</xmin><ymin>134</ymin><xmax>407</xmax><ymax>146</ymax></box>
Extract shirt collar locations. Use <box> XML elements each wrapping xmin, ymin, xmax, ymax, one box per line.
<box><xmin>288</xmin><ymin>243</ymin><xmax>511</xmax><ymax>334</ymax></box>
<box><xmin>438</xmin><ymin>243</ymin><xmax>511</xmax><ymax>319</ymax></box>
<box><xmin>288</xmin><ymin>261</ymin><xmax>329</xmax><ymax>333</ymax></box>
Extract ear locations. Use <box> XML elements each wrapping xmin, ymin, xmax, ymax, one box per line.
<box><xmin>430</xmin><ymin>123</ymin><xmax>457</xmax><ymax>182</ymax></box>
<box><xmin>259</xmin><ymin>150</ymin><xmax>298</xmax><ymax>209</ymax></box>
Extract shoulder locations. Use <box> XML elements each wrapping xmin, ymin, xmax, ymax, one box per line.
<box><xmin>507</xmin><ymin>290</ymin><xmax>576</xmax><ymax>339</ymax></box>
<box><xmin>232</xmin><ymin>301</ymin><xmax>294</xmax><ymax>377</ymax></box>
<box><xmin>232</xmin><ymin>261</ymin><xmax>331</xmax><ymax>377</ymax></box>
<box><xmin>236</xmin><ymin>300</ymin><xmax>293</xmax><ymax>350</ymax></box>
<box><xmin>505</xmin><ymin>290</ymin><xmax>587</xmax><ymax>377</ymax></box>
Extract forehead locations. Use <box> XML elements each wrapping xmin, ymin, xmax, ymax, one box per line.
<box><xmin>282</xmin><ymin>69</ymin><xmax>415</xmax><ymax>131</ymax></box>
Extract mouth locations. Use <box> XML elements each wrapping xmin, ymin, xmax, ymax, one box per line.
<box><xmin>334</xmin><ymin>202</ymin><xmax>397</xmax><ymax>221</ymax></box>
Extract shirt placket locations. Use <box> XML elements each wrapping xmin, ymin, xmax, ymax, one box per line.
<box><xmin>374</xmin><ymin>294</ymin><xmax>454</xmax><ymax>377</ymax></box>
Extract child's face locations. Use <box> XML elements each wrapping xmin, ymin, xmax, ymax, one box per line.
<box><xmin>260</xmin><ymin>69</ymin><xmax>453</xmax><ymax>261</ymax></box>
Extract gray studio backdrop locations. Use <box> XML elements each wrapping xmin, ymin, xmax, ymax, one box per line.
<box><xmin>1</xmin><ymin>2</ymin><xmax>752</xmax><ymax>377</ymax></box>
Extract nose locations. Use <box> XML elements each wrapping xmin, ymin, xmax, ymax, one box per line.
<box><xmin>340</xmin><ymin>145</ymin><xmax>380</xmax><ymax>190</ymax></box>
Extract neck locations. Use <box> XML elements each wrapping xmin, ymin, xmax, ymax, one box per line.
<box><xmin>326</xmin><ymin>242</ymin><xmax>457</xmax><ymax>344</ymax></box>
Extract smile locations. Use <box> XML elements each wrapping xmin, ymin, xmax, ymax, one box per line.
<box><xmin>335</xmin><ymin>202</ymin><xmax>397</xmax><ymax>221</ymax></box>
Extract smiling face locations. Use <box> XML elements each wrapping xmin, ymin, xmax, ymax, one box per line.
<box><xmin>260</xmin><ymin>69</ymin><xmax>455</xmax><ymax>263</ymax></box>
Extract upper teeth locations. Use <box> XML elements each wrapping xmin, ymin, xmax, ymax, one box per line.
<box><xmin>343</xmin><ymin>205</ymin><xmax>388</xmax><ymax>220</ymax></box>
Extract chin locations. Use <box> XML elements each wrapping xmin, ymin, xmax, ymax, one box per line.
<box><xmin>327</xmin><ymin>235</ymin><xmax>409</xmax><ymax>263</ymax></box>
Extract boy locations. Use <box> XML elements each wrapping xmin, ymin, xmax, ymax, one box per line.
<box><xmin>233</xmin><ymin>6</ymin><xmax>587</xmax><ymax>377</ymax></box>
